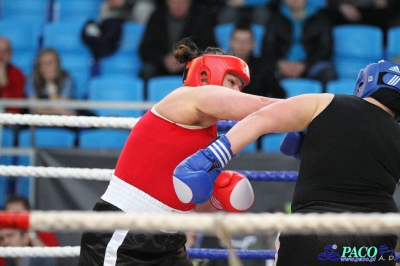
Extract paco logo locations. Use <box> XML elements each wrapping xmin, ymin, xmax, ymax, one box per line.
<box><xmin>317</xmin><ymin>244</ymin><xmax>395</xmax><ymax>263</ymax></box>
<box><xmin>342</xmin><ymin>246</ymin><xmax>377</xmax><ymax>258</ymax></box>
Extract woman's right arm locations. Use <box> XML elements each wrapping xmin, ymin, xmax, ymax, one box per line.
<box><xmin>155</xmin><ymin>85</ymin><xmax>283</xmax><ymax>127</ymax></box>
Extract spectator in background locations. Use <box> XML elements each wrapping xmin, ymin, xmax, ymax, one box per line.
<box><xmin>229</xmin><ymin>23</ymin><xmax>286</xmax><ymax>98</ymax></box>
<box><xmin>99</xmin><ymin>0</ymin><xmax>157</xmax><ymax>25</ymax></box>
<box><xmin>261</xmin><ymin>0</ymin><xmax>338</xmax><ymax>92</ymax></box>
<box><xmin>0</xmin><ymin>37</ymin><xmax>25</xmax><ymax>114</ymax></box>
<box><xmin>25</xmin><ymin>48</ymin><xmax>76</xmax><ymax>116</ymax></box>
<box><xmin>325</xmin><ymin>0</ymin><xmax>400</xmax><ymax>43</ymax></box>
<box><xmin>139</xmin><ymin>0</ymin><xmax>218</xmax><ymax>81</ymax></box>
<box><xmin>0</xmin><ymin>228</ymin><xmax>60</xmax><ymax>266</ymax></box>
<box><xmin>5</xmin><ymin>195</ymin><xmax>60</xmax><ymax>248</ymax></box>
<box><xmin>82</xmin><ymin>0</ymin><xmax>158</xmax><ymax>60</ymax></box>
<box><xmin>217</xmin><ymin>0</ymin><xmax>271</xmax><ymax>26</ymax></box>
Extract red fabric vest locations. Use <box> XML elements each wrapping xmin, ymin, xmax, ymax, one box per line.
<box><xmin>114</xmin><ymin>110</ymin><xmax>217</xmax><ymax>211</ymax></box>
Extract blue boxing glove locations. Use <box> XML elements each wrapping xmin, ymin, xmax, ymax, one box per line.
<box><xmin>173</xmin><ymin>135</ymin><xmax>234</xmax><ymax>204</ymax></box>
<box><xmin>280</xmin><ymin>130</ymin><xmax>307</xmax><ymax>161</ymax></box>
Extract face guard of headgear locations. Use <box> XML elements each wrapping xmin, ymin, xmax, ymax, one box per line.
<box><xmin>182</xmin><ymin>54</ymin><xmax>250</xmax><ymax>91</ymax></box>
<box><xmin>354</xmin><ymin>60</ymin><xmax>400</xmax><ymax>98</ymax></box>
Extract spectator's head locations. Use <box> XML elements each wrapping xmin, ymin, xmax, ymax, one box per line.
<box><xmin>33</xmin><ymin>48</ymin><xmax>62</xmax><ymax>83</ymax></box>
<box><xmin>0</xmin><ymin>228</ymin><xmax>30</xmax><ymax>247</ymax></box>
<box><xmin>283</xmin><ymin>0</ymin><xmax>307</xmax><ymax>11</ymax></box>
<box><xmin>5</xmin><ymin>195</ymin><xmax>31</xmax><ymax>212</ymax></box>
<box><xmin>0</xmin><ymin>37</ymin><xmax>12</xmax><ymax>65</ymax></box>
<box><xmin>166</xmin><ymin>0</ymin><xmax>192</xmax><ymax>19</ymax></box>
<box><xmin>229</xmin><ymin>24</ymin><xmax>255</xmax><ymax>61</ymax></box>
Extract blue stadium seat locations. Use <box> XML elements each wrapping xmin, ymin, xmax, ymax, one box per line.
<box><xmin>260</xmin><ymin>133</ymin><xmax>286</xmax><ymax>153</ymax></box>
<box><xmin>18</xmin><ymin>128</ymin><xmax>76</xmax><ymax>150</ymax></box>
<box><xmin>100</xmin><ymin>53</ymin><xmax>142</xmax><ymax>76</ymax></box>
<box><xmin>71</xmin><ymin>72</ymin><xmax>90</xmax><ymax>100</ymax></box>
<box><xmin>0</xmin><ymin>20</ymin><xmax>42</xmax><ymax>54</ymax></box>
<box><xmin>280</xmin><ymin>78</ymin><xmax>323</xmax><ymax>98</ymax></box>
<box><xmin>0</xmin><ymin>176</ymin><xmax>7</xmax><ymax>208</ymax></box>
<box><xmin>0</xmin><ymin>127</ymin><xmax>14</xmax><ymax>208</ymax></box>
<box><xmin>10</xmin><ymin>52</ymin><xmax>35</xmax><ymax>77</ymax></box>
<box><xmin>1</xmin><ymin>0</ymin><xmax>50</xmax><ymax>23</ymax></box>
<box><xmin>117</xmin><ymin>22</ymin><xmax>146</xmax><ymax>55</ymax></box>
<box><xmin>214</xmin><ymin>23</ymin><xmax>265</xmax><ymax>57</ymax></box>
<box><xmin>333</xmin><ymin>25</ymin><xmax>384</xmax><ymax>79</ymax></box>
<box><xmin>334</xmin><ymin>59</ymin><xmax>374</xmax><ymax>80</ymax></box>
<box><xmin>387</xmin><ymin>26</ymin><xmax>400</xmax><ymax>61</ymax></box>
<box><xmin>52</xmin><ymin>0</ymin><xmax>100</xmax><ymax>22</ymax></box>
<box><xmin>326</xmin><ymin>78</ymin><xmax>355</xmax><ymax>95</ymax></box>
<box><xmin>1</xmin><ymin>127</ymin><xmax>15</xmax><ymax>166</ymax></box>
<box><xmin>59</xmin><ymin>53</ymin><xmax>92</xmax><ymax>99</ymax></box>
<box><xmin>17</xmin><ymin>127</ymin><xmax>77</xmax><ymax>166</ymax></box>
<box><xmin>16</xmin><ymin>127</ymin><xmax>77</xmax><ymax>198</ymax></box>
<box><xmin>79</xmin><ymin>129</ymin><xmax>130</xmax><ymax>149</ymax></box>
<box><xmin>88</xmin><ymin>75</ymin><xmax>145</xmax><ymax>117</ymax></box>
<box><xmin>147</xmin><ymin>75</ymin><xmax>183</xmax><ymax>102</ymax></box>
<box><xmin>42</xmin><ymin>22</ymin><xmax>91</xmax><ymax>56</ymax></box>
<box><xmin>308</xmin><ymin>0</ymin><xmax>327</xmax><ymax>9</ymax></box>
<box><xmin>242</xmin><ymin>0</ymin><xmax>272</xmax><ymax>6</ymax></box>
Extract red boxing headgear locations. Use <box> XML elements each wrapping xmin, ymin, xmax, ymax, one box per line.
<box><xmin>183</xmin><ymin>54</ymin><xmax>250</xmax><ymax>90</ymax></box>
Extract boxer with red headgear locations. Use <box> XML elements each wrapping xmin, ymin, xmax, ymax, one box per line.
<box><xmin>79</xmin><ymin>37</ymin><xmax>281</xmax><ymax>266</ymax></box>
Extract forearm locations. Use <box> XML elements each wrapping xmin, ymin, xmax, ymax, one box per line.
<box><xmin>259</xmin><ymin>97</ymin><xmax>284</xmax><ymax>105</ymax></box>
<box><xmin>225</xmin><ymin>113</ymin><xmax>265</xmax><ymax>154</ymax></box>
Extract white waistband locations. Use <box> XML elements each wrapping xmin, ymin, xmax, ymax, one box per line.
<box><xmin>101</xmin><ymin>175</ymin><xmax>190</xmax><ymax>214</ymax></box>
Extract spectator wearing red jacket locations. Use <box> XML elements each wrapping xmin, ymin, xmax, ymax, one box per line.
<box><xmin>0</xmin><ymin>37</ymin><xmax>25</xmax><ymax>114</ymax></box>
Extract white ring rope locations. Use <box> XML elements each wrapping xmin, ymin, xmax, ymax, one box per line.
<box><xmin>0</xmin><ymin>165</ymin><xmax>113</xmax><ymax>181</ymax></box>
<box><xmin>0</xmin><ymin>247</ymin><xmax>80</xmax><ymax>258</ymax></box>
<box><xmin>2</xmin><ymin>210</ymin><xmax>400</xmax><ymax>258</ymax></box>
<box><xmin>0</xmin><ymin>113</ymin><xmax>138</xmax><ymax>128</ymax></box>
<box><xmin>22</xmin><ymin>212</ymin><xmax>400</xmax><ymax>234</ymax></box>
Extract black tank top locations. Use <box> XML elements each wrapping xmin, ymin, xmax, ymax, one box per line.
<box><xmin>292</xmin><ymin>95</ymin><xmax>400</xmax><ymax>213</ymax></box>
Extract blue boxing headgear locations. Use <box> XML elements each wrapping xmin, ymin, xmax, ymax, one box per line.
<box><xmin>354</xmin><ymin>60</ymin><xmax>400</xmax><ymax>98</ymax></box>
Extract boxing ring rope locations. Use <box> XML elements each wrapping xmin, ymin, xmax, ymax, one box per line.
<box><xmin>0</xmin><ymin>246</ymin><xmax>277</xmax><ymax>259</ymax></box>
<box><xmin>0</xmin><ymin>165</ymin><xmax>298</xmax><ymax>182</ymax></box>
<box><xmin>1</xmin><ymin>112</ymin><xmax>400</xmax><ymax>263</ymax></box>
<box><xmin>2</xmin><ymin>212</ymin><xmax>400</xmax><ymax>261</ymax></box>
<box><xmin>3</xmin><ymin>211</ymin><xmax>400</xmax><ymax>234</ymax></box>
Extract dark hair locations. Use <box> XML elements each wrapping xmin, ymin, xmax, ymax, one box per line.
<box><xmin>5</xmin><ymin>195</ymin><xmax>31</xmax><ymax>210</ymax></box>
<box><xmin>173</xmin><ymin>37</ymin><xmax>229</xmax><ymax>65</ymax></box>
<box><xmin>32</xmin><ymin>48</ymin><xmax>70</xmax><ymax>98</ymax></box>
<box><xmin>231</xmin><ymin>22</ymin><xmax>254</xmax><ymax>39</ymax></box>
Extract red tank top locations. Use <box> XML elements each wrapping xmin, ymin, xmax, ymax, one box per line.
<box><xmin>114</xmin><ymin>110</ymin><xmax>217</xmax><ymax>210</ymax></box>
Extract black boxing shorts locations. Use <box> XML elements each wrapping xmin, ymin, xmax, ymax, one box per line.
<box><xmin>78</xmin><ymin>199</ymin><xmax>193</xmax><ymax>266</ymax></box>
<box><xmin>275</xmin><ymin>202</ymin><xmax>398</xmax><ymax>266</ymax></box>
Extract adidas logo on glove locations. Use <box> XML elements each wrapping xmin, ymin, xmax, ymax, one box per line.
<box><xmin>389</xmin><ymin>66</ymin><xmax>400</xmax><ymax>73</ymax></box>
